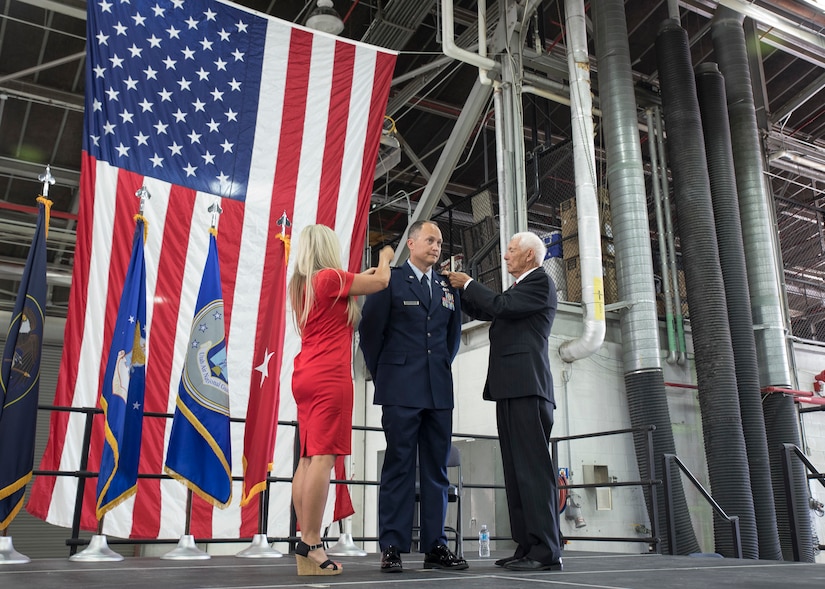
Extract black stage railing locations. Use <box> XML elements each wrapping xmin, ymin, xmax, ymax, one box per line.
<box><xmin>33</xmin><ymin>405</ymin><xmax>664</xmax><ymax>556</ymax></box>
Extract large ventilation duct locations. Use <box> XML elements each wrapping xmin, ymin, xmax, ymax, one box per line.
<box><xmin>695</xmin><ymin>62</ymin><xmax>782</xmax><ymax>561</ymax></box>
<box><xmin>711</xmin><ymin>7</ymin><xmax>814</xmax><ymax>563</ymax></box>
<box><xmin>655</xmin><ymin>20</ymin><xmax>758</xmax><ymax>559</ymax></box>
<box><xmin>591</xmin><ymin>0</ymin><xmax>698</xmax><ymax>555</ymax></box>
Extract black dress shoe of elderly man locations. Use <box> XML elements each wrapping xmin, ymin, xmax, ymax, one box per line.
<box><xmin>423</xmin><ymin>544</ymin><xmax>469</xmax><ymax>570</ymax></box>
<box><xmin>503</xmin><ymin>556</ymin><xmax>563</xmax><ymax>571</ymax></box>
<box><xmin>494</xmin><ymin>554</ymin><xmax>521</xmax><ymax>567</ymax></box>
<box><xmin>380</xmin><ymin>545</ymin><xmax>403</xmax><ymax>573</ymax></box>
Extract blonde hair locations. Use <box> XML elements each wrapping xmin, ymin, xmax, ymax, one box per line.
<box><xmin>288</xmin><ymin>224</ymin><xmax>360</xmax><ymax>335</ymax></box>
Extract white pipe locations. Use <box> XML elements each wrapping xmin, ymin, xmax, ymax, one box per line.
<box><xmin>493</xmin><ymin>86</ymin><xmax>513</xmax><ymax>288</ymax></box>
<box><xmin>559</xmin><ymin>0</ymin><xmax>606</xmax><ymax>363</ymax></box>
<box><xmin>769</xmin><ymin>150</ymin><xmax>825</xmax><ymax>175</ymax></box>
<box><xmin>441</xmin><ymin>0</ymin><xmax>497</xmax><ymax>85</ymax></box>
<box><xmin>716</xmin><ymin>0</ymin><xmax>825</xmax><ymax>51</ymax></box>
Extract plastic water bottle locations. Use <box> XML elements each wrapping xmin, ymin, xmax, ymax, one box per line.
<box><xmin>478</xmin><ymin>524</ymin><xmax>490</xmax><ymax>557</ymax></box>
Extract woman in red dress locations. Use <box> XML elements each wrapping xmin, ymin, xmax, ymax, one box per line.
<box><xmin>288</xmin><ymin>224</ymin><xmax>393</xmax><ymax>575</ymax></box>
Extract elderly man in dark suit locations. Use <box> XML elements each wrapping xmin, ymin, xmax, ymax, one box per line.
<box><xmin>359</xmin><ymin>219</ymin><xmax>466</xmax><ymax>573</ymax></box>
<box><xmin>444</xmin><ymin>231</ymin><xmax>563</xmax><ymax>572</ymax></box>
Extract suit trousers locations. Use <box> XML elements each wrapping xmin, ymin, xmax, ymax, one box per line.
<box><xmin>496</xmin><ymin>395</ymin><xmax>562</xmax><ymax>564</ymax></box>
<box><xmin>378</xmin><ymin>404</ymin><xmax>452</xmax><ymax>552</ymax></box>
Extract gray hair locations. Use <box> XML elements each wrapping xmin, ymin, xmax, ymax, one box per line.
<box><xmin>512</xmin><ymin>231</ymin><xmax>546</xmax><ymax>264</ymax></box>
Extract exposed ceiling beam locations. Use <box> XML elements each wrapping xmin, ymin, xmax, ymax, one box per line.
<box><xmin>14</xmin><ymin>0</ymin><xmax>86</xmax><ymax>20</ymax></box>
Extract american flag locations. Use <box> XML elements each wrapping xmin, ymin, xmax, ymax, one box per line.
<box><xmin>28</xmin><ymin>0</ymin><xmax>395</xmax><ymax>540</ymax></box>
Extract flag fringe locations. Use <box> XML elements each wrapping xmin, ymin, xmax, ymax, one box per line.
<box><xmin>95</xmin><ymin>484</ymin><xmax>137</xmax><ymax>521</ymax></box>
<box><xmin>173</xmin><ymin>395</ymin><xmax>231</xmax><ymax>474</ymax></box>
<box><xmin>162</xmin><ymin>466</ymin><xmax>231</xmax><ymax>510</ymax></box>
<box><xmin>0</xmin><ymin>493</ymin><xmax>24</xmax><ymax>531</ymax></box>
<box><xmin>0</xmin><ymin>472</ymin><xmax>32</xmax><ymax>501</ymax></box>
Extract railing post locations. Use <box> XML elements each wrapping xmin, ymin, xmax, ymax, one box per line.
<box><xmin>729</xmin><ymin>515</ymin><xmax>742</xmax><ymax>559</ymax></box>
<box><xmin>781</xmin><ymin>443</ymin><xmax>801</xmax><ymax>562</ymax></box>
<box><xmin>68</xmin><ymin>408</ymin><xmax>97</xmax><ymax>556</ymax></box>
<box><xmin>662</xmin><ymin>453</ymin><xmax>677</xmax><ymax>555</ymax></box>
<box><xmin>646</xmin><ymin>426</ymin><xmax>661</xmax><ymax>553</ymax></box>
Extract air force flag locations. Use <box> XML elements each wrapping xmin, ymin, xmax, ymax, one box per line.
<box><xmin>164</xmin><ymin>230</ymin><xmax>232</xmax><ymax>507</ymax></box>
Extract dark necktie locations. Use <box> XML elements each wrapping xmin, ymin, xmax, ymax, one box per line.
<box><xmin>421</xmin><ymin>274</ymin><xmax>431</xmax><ymax>306</ymax></box>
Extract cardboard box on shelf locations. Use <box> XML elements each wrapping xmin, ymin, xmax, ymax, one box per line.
<box><xmin>559</xmin><ymin>190</ymin><xmax>612</xmax><ymax>239</ymax></box>
<box><xmin>564</xmin><ymin>256</ymin><xmax>618</xmax><ymax>304</ymax></box>
<box><xmin>561</xmin><ymin>235</ymin><xmax>615</xmax><ymax>261</ymax></box>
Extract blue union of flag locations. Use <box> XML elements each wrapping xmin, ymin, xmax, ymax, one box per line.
<box><xmin>164</xmin><ymin>230</ymin><xmax>231</xmax><ymax>507</ymax></box>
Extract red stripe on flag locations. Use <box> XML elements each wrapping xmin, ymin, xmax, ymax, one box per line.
<box><xmin>240</xmin><ymin>27</ymin><xmax>311</xmax><ymax>508</ymax></box>
<box><xmin>347</xmin><ymin>51</ymin><xmax>397</xmax><ymax>271</ymax></box>
<box><xmin>27</xmin><ymin>154</ymin><xmax>97</xmax><ymax>520</ymax></box>
<box><xmin>316</xmin><ymin>41</ymin><xmax>356</xmax><ymax>228</ymax></box>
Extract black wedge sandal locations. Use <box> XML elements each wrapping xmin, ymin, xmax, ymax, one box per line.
<box><xmin>294</xmin><ymin>541</ymin><xmax>342</xmax><ymax>576</ymax></box>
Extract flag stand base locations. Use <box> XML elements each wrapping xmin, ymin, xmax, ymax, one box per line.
<box><xmin>326</xmin><ymin>533</ymin><xmax>367</xmax><ymax>557</ymax></box>
<box><xmin>0</xmin><ymin>536</ymin><xmax>30</xmax><ymax>564</ymax></box>
<box><xmin>69</xmin><ymin>535</ymin><xmax>124</xmax><ymax>562</ymax></box>
<box><xmin>235</xmin><ymin>534</ymin><xmax>283</xmax><ymax>558</ymax></box>
<box><xmin>161</xmin><ymin>535</ymin><xmax>210</xmax><ymax>560</ymax></box>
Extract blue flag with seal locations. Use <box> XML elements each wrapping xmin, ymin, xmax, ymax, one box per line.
<box><xmin>0</xmin><ymin>196</ymin><xmax>49</xmax><ymax>530</ymax></box>
<box><xmin>96</xmin><ymin>216</ymin><xmax>147</xmax><ymax>520</ymax></box>
<box><xmin>164</xmin><ymin>229</ymin><xmax>231</xmax><ymax>507</ymax></box>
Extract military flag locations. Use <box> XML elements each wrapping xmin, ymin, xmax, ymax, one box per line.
<box><xmin>164</xmin><ymin>229</ymin><xmax>232</xmax><ymax>507</ymax></box>
<box><xmin>0</xmin><ymin>196</ymin><xmax>49</xmax><ymax>529</ymax></box>
<box><xmin>95</xmin><ymin>216</ymin><xmax>147</xmax><ymax>519</ymax></box>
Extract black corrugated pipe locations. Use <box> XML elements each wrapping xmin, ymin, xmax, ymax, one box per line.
<box><xmin>695</xmin><ymin>62</ymin><xmax>783</xmax><ymax>561</ymax></box>
<box><xmin>711</xmin><ymin>8</ymin><xmax>814</xmax><ymax>562</ymax></box>
<box><xmin>655</xmin><ymin>20</ymin><xmax>758</xmax><ymax>559</ymax></box>
<box><xmin>592</xmin><ymin>0</ymin><xmax>699</xmax><ymax>556</ymax></box>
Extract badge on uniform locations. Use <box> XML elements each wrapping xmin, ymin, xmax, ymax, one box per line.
<box><xmin>441</xmin><ymin>290</ymin><xmax>455</xmax><ymax>310</ymax></box>
<box><xmin>403</xmin><ymin>300</ymin><xmax>420</xmax><ymax>306</ymax></box>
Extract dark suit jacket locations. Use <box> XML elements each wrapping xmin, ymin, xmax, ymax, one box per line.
<box><xmin>359</xmin><ymin>262</ymin><xmax>462</xmax><ymax>409</ymax></box>
<box><xmin>460</xmin><ymin>267</ymin><xmax>557</xmax><ymax>403</ymax></box>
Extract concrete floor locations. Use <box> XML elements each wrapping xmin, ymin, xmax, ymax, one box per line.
<box><xmin>2</xmin><ymin>549</ymin><xmax>825</xmax><ymax>588</ymax></box>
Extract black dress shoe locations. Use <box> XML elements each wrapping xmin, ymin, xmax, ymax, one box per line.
<box><xmin>380</xmin><ymin>545</ymin><xmax>403</xmax><ymax>573</ymax></box>
<box><xmin>423</xmin><ymin>544</ymin><xmax>469</xmax><ymax>570</ymax></box>
<box><xmin>494</xmin><ymin>554</ymin><xmax>520</xmax><ymax>567</ymax></box>
<box><xmin>503</xmin><ymin>556</ymin><xmax>563</xmax><ymax>571</ymax></box>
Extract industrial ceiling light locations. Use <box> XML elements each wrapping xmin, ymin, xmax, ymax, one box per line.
<box><xmin>306</xmin><ymin>0</ymin><xmax>344</xmax><ymax>35</ymax></box>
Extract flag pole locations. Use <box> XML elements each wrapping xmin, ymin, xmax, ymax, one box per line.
<box><xmin>0</xmin><ymin>525</ymin><xmax>29</xmax><ymax>564</ymax></box>
<box><xmin>161</xmin><ymin>490</ymin><xmax>209</xmax><ymax>560</ymax></box>
<box><xmin>236</xmin><ymin>476</ymin><xmax>283</xmax><ymax>558</ymax></box>
<box><xmin>326</xmin><ymin>455</ymin><xmax>367</xmax><ymax>557</ymax></box>
<box><xmin>236</xmin><ymin>205</ymin><xmax>284</xmax><ymax>559</ymax></box>
<box><xmin>0</xmin><ymin>166</ymin><xmax>56</xmax><ymax>565</ymax></box>
<box><xmin>69</xmin><ymin>512</ymin><xmax>124</xmax><ymax>562</ymax></box>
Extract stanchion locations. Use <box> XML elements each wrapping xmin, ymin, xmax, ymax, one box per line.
<box><xmin>326</xmin><ymin>517</ymin><xmax>366</xmax><ymax>557</ymax></box>
<box><xmin>326</xmin><ymin>458</ymin><xmax>366</xmax><ymax>558</ymax></box>
<box><xmin>236</xmin><ymin>476</ymin><xmax>282</xmax><ymax>558</ymax></box>
<box><xmin>162</xmin><ymin>490</ymin><xmax>209</xmax><ymax>560</ymax></box>
<box><xmin>69</xmin><ymin>519</ymin><xmax>123</xmax><ymax>562</ymax></box>
<box><xmin>0</xmin><ymin>529</ymin><xmax>30</xmax><ymax>564</ymax></box>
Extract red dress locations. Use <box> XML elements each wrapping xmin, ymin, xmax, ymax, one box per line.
<box><xmin>292</xmin><ymin>268</ymin><xmax>356</xmax><ymax>457</ymax></box>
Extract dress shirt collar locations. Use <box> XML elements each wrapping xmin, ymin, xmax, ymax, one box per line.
<box><xmin>513</xmin><ymin>266</ymin><xmax>540</xmax><ymax>285</ymax></box>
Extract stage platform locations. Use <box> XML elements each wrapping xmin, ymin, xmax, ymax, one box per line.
<box><xmin>1</xmin><ymin>549</ymin><xmax>824</xmax><ymax>588</ymax></box>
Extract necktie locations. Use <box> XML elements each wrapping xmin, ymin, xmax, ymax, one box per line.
<box><xmin>421</xmin><ymin>274</ymin><xmax>431</xmax><ymax>306</ymax></box>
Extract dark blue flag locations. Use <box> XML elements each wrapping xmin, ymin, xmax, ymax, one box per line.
<box><xmin>164</xmin><ymin>230</ymin><xmax>231</xmax><ymax>507</ymax></box>
<box><xmin>0</xmin><ymin>197</ymin><xmax>49</xmax><ymax>530</ymax></box>
<box><xmin>96</xmin><ymin>217</ymin><xmax>147</xmax><ymax>519</ymax></box>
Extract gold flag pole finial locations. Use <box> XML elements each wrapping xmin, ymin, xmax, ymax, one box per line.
<box><xmin>208</xmin><ymin>200</ymin><xmax>223</xmax><ymax>236</ymax></box>
<box><xmin>37</xmin><ymin>165</ymin><xmax>55</xmax><ymax>237</ymax></box>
